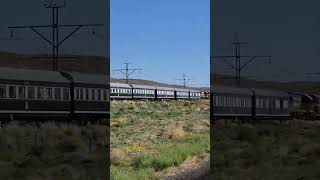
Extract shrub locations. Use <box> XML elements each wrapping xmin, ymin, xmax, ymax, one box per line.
<box><xmin>56</xmin><ymin>136</ymin><xmax>86</xmax><ymax>153</ymax></box>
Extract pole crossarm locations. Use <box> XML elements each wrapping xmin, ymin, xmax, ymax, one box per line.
<box><xmin>240</xmin><ymin>56</ymin><xmax>271</xmax><ymax>70</ymax></box>
<box><xmin>212</xmin><ymin>56</ymin><xmax>252</xmax><ymax>58</ymax></box>
<box><xmin>128</xmin><ymin>69</ymin><xmax>142</xmax><ymax>77</ymax></box>
<box><xmin>113</xmin><ymin>69</ymin><xmax>127</xmax><ymax>76</ymax></box>
<box><xmin>9</xmin><ymin>23</ymin><xmax>104</xmax><ymax>47</ymax></box>
<box><xmin>29</xmin><ymin>27</ymin><xmax>53</xmax><ymax>45</ymax></box>
<box><xmin>57</xmin><ymin>25</ymin><xmax>83</xmax><ymax>46</ymax></box>
<box><xmin>8</xmin><ymin>24</ymin><xmax>103</xmax><ymax>29</ymax></box>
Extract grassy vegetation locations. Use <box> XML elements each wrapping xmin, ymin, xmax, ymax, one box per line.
<box><xmin>212</xmin><ymin>120</ymin><xmax>320</xmax><ymax>180</ymax></box>
<box><xmin>0</xmin><ymin>122</ymin><xmax>108</xmax><ymax>180</ymax></box>
<box><xmin>110</xmin><ymin>100</ymin><xmax>210</xmax><ymax>180</ymax></box>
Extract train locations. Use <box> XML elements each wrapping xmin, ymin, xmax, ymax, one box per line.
<box><xmin>211</xmin><ymin>85</ymin><xmax>320</xmax><ymax>121</ymax></box>
<box><xmin>0</xmin><ymin>67</ymin><xmax>109</xmax><ymax>124</ymax></box>
<box><xmin>110</xmin><ymin>83</ymin><xmax>202</xmax><ymax>100</ymax></box>
<box><xmin>0</xmin><ymin>67</ymin><xmax>203</xmax><ymax>124</ymax></box>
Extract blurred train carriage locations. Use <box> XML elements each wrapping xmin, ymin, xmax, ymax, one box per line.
<box><xmin>212</xmin><ymin>85</ymin><xmax>290</xmax><ymax>120</ymax></box>
<box><xmin>0</xmin><ymin>67</ymin><xmax>109</xmax><ymax>123</ymax></box>
<box><xmin>289</xmin><ymin>93</ymin><xmax>314</xmax><ymax>119</ymax></box>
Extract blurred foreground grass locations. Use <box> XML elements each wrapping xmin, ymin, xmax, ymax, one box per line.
<box><xmin>0</xmin><ymin>122</ymin><xmax>108</xmax><ymax>180</ymax></box>
<box><xmin>110</xmin><ymin>100</ymin><xmax>210</xmax><ymax>180</ymax></box>
<box><xmin>212</xmin><ymin>120</ymin><xmax>320</xmax><ymax>180</ymax></box>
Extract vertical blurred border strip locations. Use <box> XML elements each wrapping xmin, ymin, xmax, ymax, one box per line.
<box><xmin>106</xmin><ymin>0</ymin><xmax>110</xmax><ymax>179</ymax></box>
<box><xmin>210</xmin><ymin>0</ymin><xmax>214</xmax><ymax>178</ymax></box>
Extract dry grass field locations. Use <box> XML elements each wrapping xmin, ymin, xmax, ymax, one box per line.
<box><xmin>110</xmin><ymin>100</ymin><xmax>210</xmax><ymax>180</ymax></box>
<box><xmin>0</xmin><ymin>122</ymin><xmax>108</xmax><ymax>180</ymax></box>
<box><xmin>212</xmin><ymin>120</ymin><xmax>320</xmax><ymax>180</ymax></box>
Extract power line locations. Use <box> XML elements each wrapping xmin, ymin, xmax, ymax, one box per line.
<box><xmin>113</xmin><ymin>62</ymin><xmax>143</xmax><ymax>84</ymax></box>
<box><xmin>211</xmin><ymin>33</ymin><xmax>271</xmax><ymax>87</ymax></box>
<box><xmin>176</xmin><ymin>74</ymin><xmax>191</xmax><ymax>89</ymax></box>
<box><xmin>8</xmin><ymin>1</ymin><xmax>104</xmax><ymax>71</ymax></box>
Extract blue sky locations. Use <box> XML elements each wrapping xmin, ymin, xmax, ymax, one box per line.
<box><xmin>111</xmin><ymin>0</ymin><xmax>210</xmax><ymax>87</ymax></box>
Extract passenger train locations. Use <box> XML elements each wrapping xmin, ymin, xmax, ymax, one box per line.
<box><xmin>211</xmin><ymin>85</ymin><xmax>320</xmax><ymax>121</ymax></box>
<box><xmin>0</xmin><ymin>67</ymin><xmax>109</xmax><ymax>123</ymax></box>
<box><xmin>110</xmin><ymin>83</ymin><xmax>202</xmax><ymax>100</ymax></box>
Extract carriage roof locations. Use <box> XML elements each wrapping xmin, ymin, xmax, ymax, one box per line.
<box><xmin>0</xmin><ymin>67</ymin><xmax>69</xmax><ymax>83</ymax></box>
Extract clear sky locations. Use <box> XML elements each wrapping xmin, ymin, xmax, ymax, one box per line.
<box><xmin>111</xmin><ymin>0</ymin><xmax>210</xmax><ymax>87</ymax></box>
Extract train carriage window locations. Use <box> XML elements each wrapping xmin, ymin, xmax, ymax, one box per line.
<box><xmin>28</xmin><ymin>87</ymin><xmax>35</xmax><ymax>99</ymax></box>
<box><xmin>79</xmin><ymin>88</ymin><xmax>84</xmax><ymax>100</ymax></box>
<box><xmin>275</xmin><ymin>99</ymin><xmax>280</xmax><ymax>109</ymax></box>
<box><xmin>213</xmin><ymin>96</ymin><xmax>218</xmax><ymax>106</ymax></box>
<box><xmin>63</xmin><ymin>88</ymin><xmax>70</xmax><ymax>100</ymax></box>
<box><xmin>9</xmin><ymin>86</ymin><xmax>17</xmax><ymax>99</ymax></box>
<box><xmin>231</xmin><ymin>97</ymin><xmax>234</xmax><ymax>107</ymax></box>
<box><xmin>37</xmin><ymin>87</ymin><xmax>44</xmax><ymax>99</ymax></box>
<box><xmin>99</xmin><ymin>89</ymin><xmax>104</xmax><ymax>101</ymax></box>
<box><xmin>45</xmin><ymin>88</ymin><xmax>53</xmax><ymax>100</ymax></box>
<box><xmin>82</xmin><ymin>88</ymin><xmax>86</xmax><ymax>101</ymax></box>
<box><xmin>54</xmin><ymin>88</ymin><xmax>61</xmax><ymax>100</ymax></box>
<box><xmin>18</xmin><ymin>86</ymin><xmax>26</xmax><ymax>99</ymax></box>
<box><xmin>0</xmin><ymin>85</ymin><xmax>6</xmax><ymax>98</ymax></box>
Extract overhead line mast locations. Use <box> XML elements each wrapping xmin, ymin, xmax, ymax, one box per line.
<box><xmin>211</xmin><ymin>33</ymin><xmax>271</xmax><ymax>87</ymax></box>
<box><xmin>113</xmin><ymin>62</ymin><xmax>143</xmax><ymax>84</ymax></box>
<box><xmin>176</xmin><ymin>74</ymin><xmax>191</xmax><ymax>89</ymax></box>
<box><xmin>8</xmin><ymin>0</ymin><xmax>104</xmax><ymax>71</ymax></box>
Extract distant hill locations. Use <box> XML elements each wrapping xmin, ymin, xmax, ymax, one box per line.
<box><xmin>212</xmin><ymin>74</ymin><xmax>320</xmax><ymax>94</ymax></box>
<box><xmin>0</xmin><ymin>51</ymin><xmax>109</xmax><ymax>75</ymax></box>
<box><xmin>111</xmin><ymin>78</ymin><xmax>209</xmax><ymax>91</ymax></box>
